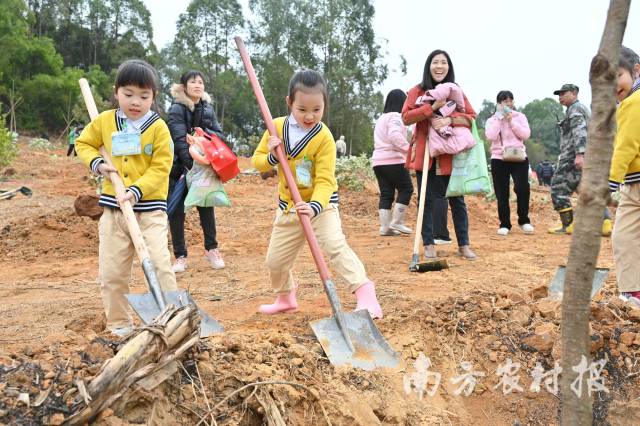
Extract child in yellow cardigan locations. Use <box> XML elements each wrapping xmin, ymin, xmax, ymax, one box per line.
<box><xmin>75</xmin><ymin>59</ymin><xmax>178</xmax><ymax>336</ymax></box>
<box><xmin>609</xmin><ymin>46</ymin><xmax>640</xmax><ymax>306</ymax></box>
<box><xmin>252</xmin><ymin>69</ymin><xmax>383</xmax><ymax>318</ymax></box>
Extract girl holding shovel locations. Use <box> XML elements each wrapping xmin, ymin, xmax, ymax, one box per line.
<box><xmin>75</xmin><ymin>59</ymin><xmax>178</xmax><ymax>336</ymax></box>
<box><xmin>251</xmin><ymin>69</ymin><xmax>383</xmax><ymax>319</ymax></box>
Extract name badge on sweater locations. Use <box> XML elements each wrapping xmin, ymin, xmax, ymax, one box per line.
<box><xmin>295</xmin><ymin>156</ymin><xmax>313</xmax><ymax>188</ymax></box>
<box><xmin>111</xmin><ymin>131</ymin><xmax>141</xmax><ymax>156</ymax></box>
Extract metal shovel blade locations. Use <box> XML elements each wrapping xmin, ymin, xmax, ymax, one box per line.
<box><xmin>126</xmin><ymin>290</ymin><xmax>224</xmax><ymax>337</ymax></box>
<box><xmin>310</xmin><ymin>310</ymin><xmax>399</xmax><ymax>371</ymax></box>
<box><xmin>548</xmin><ymin>266</ymin><xmax>609</xmax><ymax>300</ymax></box>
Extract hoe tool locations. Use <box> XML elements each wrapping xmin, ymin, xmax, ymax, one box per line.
<box><xmin>236</xmin><ymin>37</ymin><xmax>399</xmax><ymax>370</ymax></box>
<box><xmin>78</xmin><ymin>78</ymin><xmax>223</xmax><ymax>338</ymax></box>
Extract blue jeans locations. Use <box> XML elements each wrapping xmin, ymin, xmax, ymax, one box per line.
<box><xmin>415</xmin><ymin>164</ymin><xmax>470</xmax><ymax>247</ymax></box>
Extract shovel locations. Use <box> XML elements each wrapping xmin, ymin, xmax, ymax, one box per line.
<box><xmin>548</xmin><ymin>265</ymin><xmax>609</xmax><ymax>300</ymax></box>
<box><xmin>236</xmin><ymin>37</ymin><xmax>399</xmax><ymax>370</ymax></box>
<box><xmin>410</xmin><ymin>136</ymin><xmax>449</xmax><ymax>272</ymax></box>
<box><xmin>0</xmin><ymin>186</ymin><xmax>32</xmax><ymax>200</ymax></box>
<box><xmin>78</xmin><ymin>78</ymin><xmax>223</xmax><ymax>338</ymax></box>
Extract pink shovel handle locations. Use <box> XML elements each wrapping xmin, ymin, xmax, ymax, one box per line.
<box><xmin>235</xmin><ymin>37</ymin><xmax>332</xmax><ymax>283</ymax></box>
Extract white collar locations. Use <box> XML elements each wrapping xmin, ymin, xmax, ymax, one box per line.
<box><xmin>116</xmin><ymin>109</ymin><xmax>154</xmax><ymax>130</ymax></box>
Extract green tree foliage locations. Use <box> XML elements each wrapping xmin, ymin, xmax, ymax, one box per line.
<box><xmin>0</xmin><ymin>114</ymin><xmax>17</xmax><ymax>167</ymax></box>
<box><xmin>26</xmin><ymin>0</ymin><xmax>157</xmax><ymax>70</ymax></box>
<box><xmin>521</xmin><ymin>98</ymin><xmax>563</xmax><ymax>158</ymax></box>
<box><xmin>1</xmin><ymin>0</ymin><xmax>155</xmax><ymax>134</ymax></box>
<box><xmin>247</xmin><ymin>0</ymin><xmax>386</xmax><ymax>154</ymax></box>
<box><xmin>157</xmin><ymin>0</ymin><xmax>253</xmax><ymax>140</ymax></box>
<box><xmin>475</xmin><ymin>99</ymin><xmax>496</xmax><ymax>129</ymax></box>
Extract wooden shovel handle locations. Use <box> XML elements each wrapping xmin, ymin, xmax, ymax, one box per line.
<box><xmin>412</xmin><ymin>139</ymin><xmax>431</xmax><ymax>256</ymax></box>
<box><xmin>78</xmin><ymin>78</ymin><xmax>151</xmax><ymax>263</ymax></box>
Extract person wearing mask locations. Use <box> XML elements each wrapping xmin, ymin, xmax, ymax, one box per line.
<box><xmin>485</xmin><ymin>90</ymin><xmax>534</xmax><ymax>236</ymax></box>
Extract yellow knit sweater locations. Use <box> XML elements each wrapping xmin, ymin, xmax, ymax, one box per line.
<box><xmin>75</xmin><ymin>109</ymin><xmax>173</xmax><ymax>211</ymax></box>
<box><xmin>252</xmin><ymin>116</ymin><xmax>338</xmax><ymax>215</ymax></box>
<box><xmin>609</xmin><ymin>89</ymin><xmax>640</xmax><ymax>191</ymax></box>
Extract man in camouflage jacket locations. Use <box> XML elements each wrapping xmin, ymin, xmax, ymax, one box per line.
<box><xmin>548</xmin><ymin>84</ymin><xmax>612</xmax><ymax>235</ymax></box>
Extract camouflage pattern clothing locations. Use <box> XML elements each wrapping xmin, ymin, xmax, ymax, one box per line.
<box><xmin>550</xmin><ymin>100</ymin><xmax>590</xmax><ymax>210</ymax></box>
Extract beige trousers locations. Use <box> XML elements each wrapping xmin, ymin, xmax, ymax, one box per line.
<box><xmin>612</xmin><ymin>183</ymin><xmax>640</xmax><ymax>293</ymax></box>
<box><xmin>266</xmin><ymin>205</ymin><xmax>368</xmax><ymax>294</ymax></box>
<box><xmin>98</xmin><ymin>208</ymin><xmax>178</xmax><ymax>329</ymax></box>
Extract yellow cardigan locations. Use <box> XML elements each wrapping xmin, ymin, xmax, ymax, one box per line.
<box><xmin>252</xmin><ymin>116</ymin><xmax>338</xmax><ymax>215</ymax></box>
<box><xmin>75</xmin><ymin>109</ymin><xmax>173</xmax><ymax>211</ymax></box>
<box><xmin>609</xmin><ymin>89</ymin><xmax>640</xmax><ymax>191</ymax></box>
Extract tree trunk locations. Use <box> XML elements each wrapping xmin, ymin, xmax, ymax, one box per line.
<box><xmin>560</xmin><ymin>1</ymin><xmax>630</xmax><ymax>424</ymax></box>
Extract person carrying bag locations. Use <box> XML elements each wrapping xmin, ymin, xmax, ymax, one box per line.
<box><xmin>484</xmin><ymin>90</ymin><xmax>533</xmax><ymax>236</ymax></box>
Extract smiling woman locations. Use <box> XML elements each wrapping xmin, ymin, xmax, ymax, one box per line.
<box><xmin>402</xmin><ymin>49</ymin><xmax>478</xmax><ymax>261</ymax></box>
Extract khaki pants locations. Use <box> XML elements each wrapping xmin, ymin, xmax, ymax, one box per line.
<box><xmin>266</xmin><ymin>205</ymin><xmax>368</xmax><ymax>294</ymax></box>
<box><xmin>612</xmin><ymin>183</ymin><xmax>640</xmax><ymax>293</ymax></box>
<box><xmin>98</xmin><ymin>208</ymin><xmax>177</xmax><ymax>329</ymax></box>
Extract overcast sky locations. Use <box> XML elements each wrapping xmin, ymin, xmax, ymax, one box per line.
<box><xmin>143</xmin><ymin>0</ymin><xmax>640</xmax><ymax>111</ymax></box>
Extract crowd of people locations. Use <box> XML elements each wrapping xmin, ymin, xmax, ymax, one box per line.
<box><xmin>72</xmin><ymin>43</ymin><xmax>640</xmax><ymax>335</ymax></box>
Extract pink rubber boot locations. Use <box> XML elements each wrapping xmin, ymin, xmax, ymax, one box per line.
<box><xmin>354</xmin><ymin>281</ymin><xmax>383</xmax><ymax>319</ymax></box>
<box><xmin>258</xmin><ymin>288</ymin><xmax>298</xmax><ymax>314</ymax></box>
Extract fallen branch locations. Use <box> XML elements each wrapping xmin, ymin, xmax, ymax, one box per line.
<box><xmin>66</xmin><ymin>304</ymin><xmax>200</xmax><ymax>425</ymax></box>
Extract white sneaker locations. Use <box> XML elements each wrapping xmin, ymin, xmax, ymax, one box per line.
<box><xmin>172</xmin><ymin>256</ymin><xmax>188</xmax><ymax>273</ymax></box>
<box><xmin>110</xmin><ymin>326</ymin><xmax>134</xmax><ymax>337</ymax></box>
<box><xmin>204</xmin><ymin>249</ymin><xmax>225</xmax><ymax>269</ymax></box>
<box><xmin>497</xmin><ymin>227</ymin><xmax>509</xmax><ymax>236</ymax></box>
<box><xmin>520</xmin><ymin>223</ymin><xmax>535</xmax><ymax>234</ymax></box>
<box><xmin>434</xmin><ymin>238</ymin><xmax>452</xmax><ymax>245</ymax></box>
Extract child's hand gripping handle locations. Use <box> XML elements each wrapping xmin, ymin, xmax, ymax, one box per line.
<box><xmin>234</xmin><ymin>38</ymin><xmax>331</xmax><ymax>284</ymax></box>
<box><xmin>78</xmin><ymin>78</ymin><xmax>166</xmax><ymax>309</ymax></box>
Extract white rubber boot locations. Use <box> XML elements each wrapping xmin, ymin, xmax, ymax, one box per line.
<box><xmin>389</xmin><ymin>203</ymin><xmax>412</xmax><ymax>234</ymax></box>
<box><xmin>379</xmin><ymin>209</ymin><xmax>400</xmax><ymax>236</ymax></box>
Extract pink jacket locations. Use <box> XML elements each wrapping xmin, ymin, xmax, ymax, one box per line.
<box><xmin>372</xmin><ymin>112</ymin><xmax>409</xmax><ymax>166</ymax></box>
<box><xmin>485</xmin><ymin>110</ymin><xmax>531</xmax><ymax>160</ymax></box>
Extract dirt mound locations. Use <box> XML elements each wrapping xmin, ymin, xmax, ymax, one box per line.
<box><xmin>2</xmin><ymin>284</ymin><xmax>639</xmax><ymax>425</ymax></box>
<box><xmin>0</xmin><ymin>209</ymin><xmax>98</xmax><ymax>261</ymax></box>
<box><xmin>74</xmin><ymin>193</ymin><xmax>103</xmax><ymax>220</ymax></box>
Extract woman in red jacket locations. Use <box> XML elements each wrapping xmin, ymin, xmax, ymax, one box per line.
<box><xmin>402</xmin><ymin>49</ymin><xmax>477</xmax><ymax>260</ymax></box>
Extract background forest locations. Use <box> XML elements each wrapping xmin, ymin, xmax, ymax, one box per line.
<box><xmin>0</xmin><ymin>0</ymin><xmax>563</xmax><ymax>164</ymax></box>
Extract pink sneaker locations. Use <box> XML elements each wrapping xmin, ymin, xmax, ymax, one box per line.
<box><xmin>204</xmin><ymin>249</ymin><xmax>225</xmax><ymax>269</ymax></box>
<box><xmin>354</xmin><ymin>281</ymin><xmax>383</xmax><ymax>319</ymax></box>
<box><xmin>258</xmin><ymin>288</ymin><xmax>298</xmax><ymax>314</ymax></box>
<box><xmin>172</xmin><ymin>256</ymin><xmax>188</xmax><ymax>273</ymax></box>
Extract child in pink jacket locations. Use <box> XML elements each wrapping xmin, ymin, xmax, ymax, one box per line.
<box><xmin>372</xmin><ymin>89</ymin><xmax>414</xmax><ymax>236</ymax></box>
<box><xmin>416</xmin><ymin>82</ymin><xmax>476</xmax><ymax>156</ymax></box>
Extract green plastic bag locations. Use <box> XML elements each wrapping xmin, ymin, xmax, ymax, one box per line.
<box><xmin>445</xmin><ymin>120</ymin><xmax>492</xmax><ymax>197</ymax></box>
<box><xmin>184</xmin><ymin>163</ymin><xmax>231</xmax><ymax>211</ymax></box>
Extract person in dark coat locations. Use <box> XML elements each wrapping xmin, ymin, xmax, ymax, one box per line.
<box><xmin>167</xmin><ymin>70</ymin><xmax>226</xmax><ymax>272</ymax></box>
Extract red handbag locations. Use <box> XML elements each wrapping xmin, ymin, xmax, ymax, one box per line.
<box><xmin>193</xmin><ymin>127</ymin><xmax>240</xmax><ymax>182</ymax></box>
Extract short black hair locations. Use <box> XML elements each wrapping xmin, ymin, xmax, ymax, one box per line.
<box><xmin>619</xmin><ymin>46</ymin><xmax>639</xmax><ymax>75</ymax></box>
<box><xmin>180</xmin><ymin>70</ymin><xmax>206</xmax><ymax>87</ymax></box>
<box><xmin>420</xmin><ymin>49</ymin><xmax>455</xmax><ymax>91</ymax></box>
<box><xmin>383</xmin><ymin>89</ymin><xmax>407</xmax><ymax>114</ymax></box>
<box><xmin>288</xmin><ymin>69</ymin><xmax>328</xmax><ymax>105</ymax></box>
<box><xmin>114</xmin><ymin>59</ymin><xmax>159</xmax><ymax>96</ymax></box>
<box><xmin>496</xmin><ymin>90</ymin><xmax>514</xmax><ymax>103</ymax></box>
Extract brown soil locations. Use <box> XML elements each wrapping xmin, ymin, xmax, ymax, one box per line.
<box><xmin>1</xmin><ymin>138</ymin><xmax>639</xmax><ymax>425</ymax></box>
